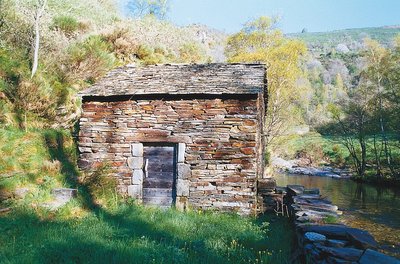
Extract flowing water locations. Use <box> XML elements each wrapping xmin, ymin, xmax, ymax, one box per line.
<box><xmin>275</xmin><ymin>173</ymin><xmax>400</xmax><ymax>257</ymax></box>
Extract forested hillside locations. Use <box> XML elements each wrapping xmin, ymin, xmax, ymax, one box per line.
<box><xmin>0</xmin><ymin>0</ymin><xmax>225</xmax><ymax>130</ymax></box>
<box><xmin>284</xmin><ymin>27</ymin><xmax>400</xmax><ymax>182</ymax></box>
<box><xmin>290</xmin><ymin>26</ymin><xmax>400</xmax><ymax>53</ymax></box>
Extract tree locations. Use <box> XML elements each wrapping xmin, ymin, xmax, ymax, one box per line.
<box><xmin>225</xmin><ymin>16</ymin><xmax>307</xmax><ymax>146</ymax></box>
<box><xmin>328</xmin><ymin>85</ymin><xmax>372</xmax><ymax>178</ymax></box>
<box><xmin>31</xmin><ymin>0</ymin><xmax>47</xmax><ymax>78</ymax></box>
<box><xmin>362</xmin><ymin>39</ymin><xmax>398</xmax><ymax>178</ymax></box>
<box><xmin>126</xmin><ymin>0</ymin><xmax>169</xmax><ymax>19</ymax></box>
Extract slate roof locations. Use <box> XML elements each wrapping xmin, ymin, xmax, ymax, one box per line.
<box><xmin>79</xmin><ymin>63</ymin><xmax>266</xmax><ymax>97</ymax></box>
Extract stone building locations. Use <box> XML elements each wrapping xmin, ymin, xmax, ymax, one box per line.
<box><xmin>78</xmin><ymin>63</ymin><xmax>267</xmax><ymax>215</ymax></box>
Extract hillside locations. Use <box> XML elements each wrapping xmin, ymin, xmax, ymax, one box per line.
<box><xmin>289</xmin><ymin>26</ymin><xmax>400</xmax><ymax>53</ymax></box>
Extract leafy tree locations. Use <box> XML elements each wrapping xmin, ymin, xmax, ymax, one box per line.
<box><xmin>126</xmin><ymin>0</ymin><xmax>169</xmax><ymax>19</ymax></box>
<box><xmin>225</xmin><ymin>16</ymin><xmax>307</xmax><ymax>146</ymax></box>
<box><xmin>328</xmin><ymin>85</ymin><xmax>373</xmax><ymax>177</ymax></box>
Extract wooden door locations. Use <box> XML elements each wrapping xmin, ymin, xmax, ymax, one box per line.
<box><xmin>142</xmin><ymin>145</ymin><xmax>176</xmax><ymax>207</ymax></box>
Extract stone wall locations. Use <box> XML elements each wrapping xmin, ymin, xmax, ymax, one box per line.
<box><xmin>78</xmin><ymin>97</ymin><xmax>263</xmax><ymax>215</ymax></box>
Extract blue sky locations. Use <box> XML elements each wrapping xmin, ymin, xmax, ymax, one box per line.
<box><xmin>168</xmin><ymin>0</ymin><xmax>400</xmax><ymax>33</ymax></box>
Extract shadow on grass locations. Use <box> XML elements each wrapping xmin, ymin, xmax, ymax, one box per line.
<box><xmin>0</xmin><ymin>207</ymin><xmax>294</xmax><ymax>263</ymax></box>
<box><xmin>0</xmin><ymin>130</ymin><xmax>296</xmax><ymax>263</ymax></box>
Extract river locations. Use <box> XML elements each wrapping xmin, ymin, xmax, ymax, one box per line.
<box><xmin>275</xmin><ymin>173</ymin><xmax>400</xmax><ymax>257</ymax></box>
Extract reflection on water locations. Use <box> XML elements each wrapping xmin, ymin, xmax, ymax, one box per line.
<box><xmin>275</xmin><ymin>173</ymin><xmax>400</xmax><ymax>257</ymax></box>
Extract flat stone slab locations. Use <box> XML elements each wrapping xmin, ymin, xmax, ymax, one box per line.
<box><xmin>346</xmin><ymin>228</ymin><xmax>378</xmax><ymax>250</ymax></box>
<box><xmin>296</xmin><ymin>194</ymin><xmax>325</xmax><ymax>200</ymax></box>
<box><xmin>315</xmin><ymin>245</ymin><xmax>363</xmax><ymax>261</ymax></box>
<box><xmin>359</xmin><ymin>249</ymin><xmax>400</xmax><ymax>264</ymax></box>
<box><xmin>258</xmin><ymin>178</ymin><xmax>276</xmax><ymax>191</ymax></box>
<box><xmin>326</xmin><ymin>239</ymin><xmax>347</xmax><ymax>248</ymax></box>
<box><xmin>287</xmin><ymin>185</ymin><xmax>304</xmax><ymax>196</ymax></box>
<box><xmin>41</xmin><ymin>188</ymin><xmax>79</xmax><ymax>211</ymax></box>
<box><xmin>300</xmin><ymin>224</ymin><xmax>351</xmax><ymax>240</ymax></box>
<box><xmin>305</xmin><ymin>232</ymin><xmax>326</xmax><ymax>242</ymax></box>
<box><xmin>303</xmin><ymin>188</ymin><xmax>320</xmax><ymax>195</ymax></box>
<box><xmin>51</xmin><ymin>188</ymin><xmax>77</xmax><ymax>199</ymax></box>
<box><xmin>275</xmin><ymin>186</ymin><xmax>287</xmax><ymax>194</ymax></box>
<box><xmin>292</xmin><ymin>203</ymin><xmax>339</xmax><ymax>213</ymax></box>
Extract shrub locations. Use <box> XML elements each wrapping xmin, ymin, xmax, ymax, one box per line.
<box><xmin>51</xmin><ymin>16</ymin><xmax>80</xmax><ymax>36</ymax></box>
<box><xmin>178</xmin><ymin>42</ymin><xmax>207</xmax><ymax>63</ymax></box>
<box><xmin>135</xmin><ymin>44</ymin><xmax>174</xmax><ymax>65</ymax></box>
<box><xmin>81</xmin><ymin>163</ymin><xmax>118</xmax><ymax>206</ymax></box>
<box><xmin>101</xmin><ymin>27</ymin><xmax>138</xmax><ymax>62</ymax></box>
<box><xmin>64</xmin><ymin>35</ymin><xmax>115</xmax><ymax>84</ymax></box>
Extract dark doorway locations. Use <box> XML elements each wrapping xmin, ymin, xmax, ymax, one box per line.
<box><xmin>142</xmin><ymin>144</ymin><xmax>177</xmax><ymax>207</ymax></box>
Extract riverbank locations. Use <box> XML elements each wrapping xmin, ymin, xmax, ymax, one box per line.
<box><xmin>271</xmin><ymin>155</ymin><xmax>400</xmax><ymax>188</ymax></box>
<box><xmin>272</xmin><ymin>132</ymin><xmax>400</xmax><ymax>186</ymax></box>
<box><xmin>275</xmin><ymin>173</ymin><xmax>400</xmax><ymax>258</ymax></box>
<box><xmin>281</xmin><ymin>184</ymin><xmax>400</xmax><ymax>263</ymax></box>
<box><xmin>271</xmin><ymin>156</ymin><xmax>352</xmax><ymax>179</ymax></box>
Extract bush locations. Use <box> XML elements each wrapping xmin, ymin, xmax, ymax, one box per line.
<box><xmin>81</xmin><ymin>163</ymin><xmax>118</xmax><ymax>206</ymax></box>
<box><xmin>134</xmin><ymin>44</ymin><xmax>176</xmax><ymax>65</ymax></box>
<box><xmin>179</xmin><ymin>42</ymin><xmax>207</xmax><ymax>63</ymax></box>
<box><xmin>64</xmin><ymin>35</ymin><xmax>115</xmax><ymax>84</ymax></box>
<box><xmin>101</xmin><ymin>27</ymin><xmax>138</xmax><ymax>62</ymax></box>
<box><xmin>51</xmin><ymin>16</ymin><xmax>80</xmax><ymax>36</ymax></box>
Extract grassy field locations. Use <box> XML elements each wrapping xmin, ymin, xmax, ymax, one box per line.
<box><xmin>0</xmin><ymin>206</ymin><xmax>294</xmax><ymax>264</ymax></box>
<box><xmin>272</xmin><ymin>132</ymin><xmax>350</xmax><ymax>166</ymax></box>
<box><xmin>0</xmin><ymin>128</ymin><xmax>295</xmax><ymax>263</ymax></box>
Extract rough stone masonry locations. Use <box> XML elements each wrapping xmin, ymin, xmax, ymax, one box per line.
<box><xmin>78</xmin><ymin>63</ymin><xmax>268</xmax><ymax>215</ymax></box>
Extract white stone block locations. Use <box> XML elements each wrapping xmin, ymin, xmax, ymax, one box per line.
<box><xmin>127</xmin><ymin>185</ymin><xmax>142</xmax><ymax>198</ymax></box>
<box><xmin>132</xmin><ymin>169</ymin><xmax>144</xmax><ymax>184</ymax></box>
<box><xmin>177</xmin><ymin>163</ymin><xmax>191</xmax><ymax>179</ymax></box>
<box><xmin>127</xmin><ymin>157</ymin><xmax>143</xmax><ymax>169</ymax></box>
<box><xmin>178</xmin><ymin>143</ymin><xmax>186</xmax><ymax>163</ymax></box>
<box><xmin>131</xmin><ymin>143</ymin><xmax>143</xmax><ymax>157</ymax></box>
<box><xmin>176</xmin><ymin>179</ymin><xmax>189</xmax><ymax>197</ymax></box>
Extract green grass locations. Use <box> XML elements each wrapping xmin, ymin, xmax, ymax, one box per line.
<box><xmin>0</xmin><ymin>205</ymin><xmax>294</xmax><ymax>264</ymax></box>
<box><xmin>0</xmin><ymin>128</ymin><xmax>78</xmax><ymax>206</ymax></box>
<box><xmin>273</xmin><ymin>132</ymin><xmax>350</xmax><ymax>166</ymax></box>
<box><xmin>0</xmin><ymin>128</ymin><xmax>295</xmax><ymax>263</ymax></box>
